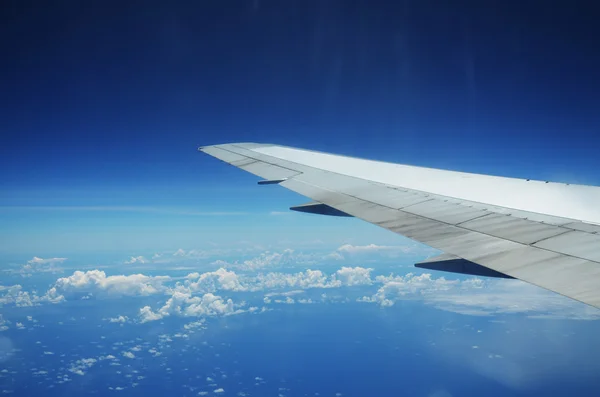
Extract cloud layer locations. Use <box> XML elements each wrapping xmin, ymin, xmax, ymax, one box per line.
<box><xmin>2</xmin><ymin>246</ymin><xmax>598</xmax><ymax>323</ymax></box>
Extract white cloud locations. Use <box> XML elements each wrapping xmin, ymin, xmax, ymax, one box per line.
<box><xmin>5</xmin><ymin>254</ymin><xmax>596</xmax><ymax>323</ymax></box>
<box><xmin>184</xmin><ymin>319</ymin><xmax>206</xmax><ymax>331</ymax></box>
<box><xmin>138</xmin><ymin>306</ymin><xmax>163</xmax><ymax>323</ymax></box>
<box><xmin>360</xmin><ymin>273</ymin><xmax>457</xmax><ymax>306</ymax></box>
<box><xmin>126</xmin><ymin>243</ymin><xmax>428</xmax><ymax>271</ymax></box>
<box><xmin>45</xmin><ymin>270</ymin><xmax>170</xmax><ymax>301</ymax></box>
<box><xmin>274</xmin><ymin>297</ymin><xmax>295</xmax><ymax>304</ymax></box>
<box><xmin>359</xmin><ymin>273</ymin><xmax>600</xmax><ymax>320</ymax></box>
<box><xmin>171</xmin><ymin>248</ymin><xmax>216</xmax><ymax>260</ymax></box>
<box><xmin>214</xmin><ymin>388</ymin><xmax>224</xmax><ymax>393</ymax></box>
<box><xmin>331</xmin><ymin>267</ymin><xmax>373</xmax><ymax>286</ymax></box>
<box><xmin>324</xmin><ymin>251</ymin><xmax>344</xmax><ymax>261</ymax></box>
<box><xmin>107</xmin><ymin>315</ymin><xmax>128</xmax><ymax>324</ymax></box>
<box><xmin>210</xmin><ymin>249</ymin><xmax>322</xmax><ymax>271</ymax></box>
<box><xmin>297</xmin><ymin>299</ymin><xmax>314</xmax><ymax>304</ymax></box>
<box><xmin>425</xmin><ymin>279</ymin><xmax>600</xmax><ymax>320</ymax></box>
<box><xmin>5</xmin><ymin>256</ymin><xmax>67</xmax><ymax>277</ymax></box>
<box><xmin>252</xmin><ymin>269</ymin><xmax>330</xmax><ymax>290</ymax></box>
<box><xmin>124</xmin><ymin>256</ymin><xmax>148</xmax><ymax>264</ymax></box>
<box><xmin>68</xmin><ymin>358</ymin><xmax>97</xmax><ymax>376</ymax></box>
<box><xmin>181</xmin><ymin>268</ymin><xmax>245</xmax><ymax>294</ymax></box>
<box><xmin>28</xmin><ymin>256</ymin><xmax>67</xmax><ymax>265</ymax></box>
<box><xmin>148</xmin><ymin>348</ymin><xmax>161</xmax><ymax>357</ymax></box>
<box><xmin>250</xmin><ymin>267</ymin><xmax>375</xmax><ymax>291</ymax></box>
<box><xmin>337</xmin><ymin>243</ymin><xmax>416</xmax><ymax>256</ymax></box>
<box><xmin>0</xmin><ymin>285</ymin><xmax>38</xmax><ymax>307</ymax></box>
<box><xmin>139</xmin><ymin>292</ymin><xmax>239</xmax><ymax>323</ymax></box>
<box><xmin>174</xmin><ymin>266</ymin><xmax>375</xmax><ymax>297</ymax></box>
<box><xmin>240</xmin><ymin>249</ymin><xmax>298</xmax><ymax>270</ymax></box>
<box><xmin>122</xmin><ymin>351</ymin><xmax>135</xmax><ymax>359</ymax></box>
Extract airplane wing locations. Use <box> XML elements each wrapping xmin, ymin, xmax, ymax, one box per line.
<box><xmin>199</xmin><ymin>143</ymin><xmax>600</xmax><ymax>309</ymax></box>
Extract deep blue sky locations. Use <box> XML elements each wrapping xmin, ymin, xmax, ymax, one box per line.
<box><xmin>1</xmin><ymin>1</ymin><xmax>600</xmax><ymax>253</ymax></box>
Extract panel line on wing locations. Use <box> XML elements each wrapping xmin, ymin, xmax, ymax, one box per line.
<box><xmin>281</xmin><ymin>176</ymin><xmax>600</xmax><ymax>267</ymax></box>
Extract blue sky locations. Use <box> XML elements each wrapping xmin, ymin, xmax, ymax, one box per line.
<box><xmin>2</xmin><ymin>1</ymin><xmax>600</xmax><ymax>253</ymax></box>
<box><xmin>1</xmin><ymin>2</ymin><xmax>600</xmax><ymax>396</ymax></box>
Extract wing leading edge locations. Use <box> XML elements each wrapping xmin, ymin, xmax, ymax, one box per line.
<box><xmin>199</xmin><ymin>143</ymin><xmax>600</xmax><ymax>309</ymax></box>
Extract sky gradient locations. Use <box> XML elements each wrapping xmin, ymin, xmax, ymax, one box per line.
<box><xmin>2</xmin><ymin>1</ymin><xmax>600</xmax><ymax>254</ymax></box>
<box><xmin>1</xmin><ymin>4</ymin><xmax>600</xmax><ymax>395</ymax></box>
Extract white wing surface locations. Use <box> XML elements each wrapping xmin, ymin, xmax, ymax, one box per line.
<box><xmin>199</xmin><ymin>143</ymin><xmax>600</xmax><ymax>309</ymax></box>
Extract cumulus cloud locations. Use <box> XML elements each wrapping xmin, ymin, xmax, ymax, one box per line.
<box><xmin>5</xmin><ymin>255</ymin><xmax>596</xmax><ymax>323</ymax></box>
<box><xmin>172</xmin><ymin>267</ymin><xmax>375</xmax><ymax>297</ymax></box>
<box><xmin>250</xmin><ymin>267</ymin><xmax>374</xmax><ymax>291</ymax></box>
<box><xmin>44</xmin><ymin>270</ymin><xmax>170</xmax><ymax>301</ymax></box>
<box><xmin>107</xmin><ymin>315</ymin><xmax>129</xmax><ymax>324</ymax></box>
<box><xmin>240</xmin><ymin>249</ymin><xmax>298</xmax><ymax>270</ymax></box>
<box><xmin>138</xmin><ymin>292</ymin><xmax>239</xmax><ymax>323</ymax></box>
<box><xmin>210</xmin><ymin>249</ymin><xmax>323</xmax><ymax>271</ymax></box>
<box><xmin>251</xmin><ymin>269</ymin><xmax>330</xmax><ymax>290</ymax></box>
<box><xmin>122</xmin><ymin>351</ymin><xmax>135</xmax><ymax>359</ymax></box>
<box><xmin>148</xmin><ymin>348</ymin><xmax>161</xmax><ymax>357</ymax></box>
<box><xmin>0</xmin><ymin>284</ymin><xmax>39</xmax><ymax>307</ymax></box>
<box><xmin>138</xmin><ymin>306</ymin><xmax>163</xmax><ymax>323</ymax></box>
<box><xmin>5</xmin><ymin>256</ymin><xmax>67</xmax><ymax>277</ymax></box>
<box><xmin>68</xmin><ymin>358</ymin><xmax>97</xmax><ymax>376</ymax></box>
<box><xmin>331</xmin><ymin>267</ymin><xmax>373</xmax><ymax>286</ymax></box>
<box><xmin>183</xmin><ymin>319</ymin><xmax>206</xmax><ymax>331</ymax></box>
<box><xmin>359</xmin><ymin>273</ymin><xmax>458</xmax><ymax>306</ymax></box>
<box><xmin>274</xmin><ymin>297</ymin><xmax>295</xmax><ymax>304</ymax></box>
<box><xmin>124</xmin><ymin>256</ymin><xmax>148</xmax><ymax>264</ymax></box>
<box><xmin>181</xmin><ymin>268</ymin><xmax>245</xmax><ymax>294</ymax></box>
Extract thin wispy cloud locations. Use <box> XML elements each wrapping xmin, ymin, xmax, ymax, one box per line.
<box><xmin>0</xmin><ymin>206</ymin><xmax>249</xmax><ymax>216</ymax></box>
